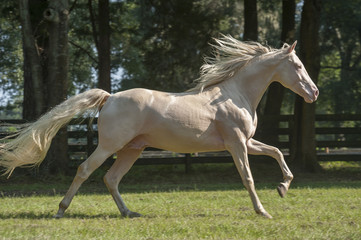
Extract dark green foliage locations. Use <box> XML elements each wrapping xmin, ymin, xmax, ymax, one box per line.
<box><xmin>318</xmin><ymin>0</ymin><xmax>361</xmax><ymax>114</ymax></box>
<box><xmin>0</xmin><ymin>1</ymin><xmax>22</xmax><ymax>109</ymax></box>
<box><xmin>0</xmin><ymin>0</ymin><xmax>360</xmax><ymax>114</ymax></box>
<box><xmin>119</xmin><ymin>0</ymin><xmax>239</xmax><ymax>92</ymax></box>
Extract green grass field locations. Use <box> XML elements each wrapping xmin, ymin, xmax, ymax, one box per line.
<box><xmin>1</xmin><ymin>161</ymin><xmax>361</xmax><ymax>239</ymax></box>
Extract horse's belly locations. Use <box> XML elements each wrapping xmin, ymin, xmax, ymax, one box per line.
<box><xmin>143</xmin><ymin>128</ymin><xmax>225</xmax><ymax>153</ymax></box>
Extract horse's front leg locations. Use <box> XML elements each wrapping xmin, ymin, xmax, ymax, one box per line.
<box><xmin>226</xmin><ymin>138</ymin><xmax>272</xmax><ymax>219</ymax></box>
<box><xmin>247</xmin><ymin>138</ymin><xmax>293</xmax><ymax>197</ymax></box>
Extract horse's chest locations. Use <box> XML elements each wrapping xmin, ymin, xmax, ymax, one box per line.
<box><xmin>218</xmin><ymin>106</ymin><xmax>257</xmax><ymax>139</ymax></box>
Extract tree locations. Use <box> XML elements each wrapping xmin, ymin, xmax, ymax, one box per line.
<box><xmin>19</xmin><ymin>0</ymin><xmax>46</xmax><ymax>119</ymax></box>
<box><xmin>0</xmin><ymin>1</ymin><xmax>23</xmax><ymax>118</ymax></box>
<box><xmin>319</xmin><ymin>0</ymin><xmax>361</xmax><ymax>114</ymax></box>
<box><xmin>120</xmin><ymin>0</ymin><xmax>239</xmax><ymax>92</ymax></box>
<box><xmin>291</xmin><ymin>0</ymin><xmax>322</xmax><ymax>171</ymax></box>
<box><xmin>67</xmin><ymin>1</ymin><xmax>98</xmax><ymax>94</ymax></box>
<box><xmin>243</xmin><ymin>0</ymin><xmax>258</xmax><ymax>41</ymax></box>
<box><xmin>260</xmin><ymin>0</ymin><xmax>296</xmax><ymax>145</ymax></box>
<box><xmin>88</xmin><ymin>0</ymin><xmax>111</xmax><ymax>92</ymax></box>
<box><xmin>19</xmin><ymin>0</ymin><xmax>69</xmax><ymax>174</ymax></box>
<box><xmin>2</xmin><ymin>0</ymin><xmax>359</xmax><ymax>175</ymax></box>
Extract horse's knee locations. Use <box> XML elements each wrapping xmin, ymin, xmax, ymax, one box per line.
<box><xmin>274</xmin><ymin>148</ymin><xmax>283</xmax><ymax>157</ymax></box>
<box><xmin>268</xmin><ymin>147</ymin><xmax>283</xmax><ymax>161</ymax></box>
<box><xmin>242</xmin><ymin>177</ymin><xmax>255</xmax><ymax>188</ymax></box>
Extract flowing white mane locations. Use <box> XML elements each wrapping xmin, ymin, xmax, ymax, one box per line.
<box><xmin>189</xmin><ymin>35</ymin><xmax>280</xmax><ymax>92</ymax></box>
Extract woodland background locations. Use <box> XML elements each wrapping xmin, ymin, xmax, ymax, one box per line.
<box><xmin>0</xmin><ymin>0</ymin><xmax>361</xmax><ymax>173</ymax></box>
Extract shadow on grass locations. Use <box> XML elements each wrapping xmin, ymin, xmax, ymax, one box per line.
<box><xmin>0</xmin><ymin>211</ymin><xmax>124</xmax><ymax>220</ymax></box>
<box><xmin>1</xmin><ymin>161</ymin><xmax>361</xmax><ymax>197</ymax></box>
<box><xmin>1</xmin><ymin>162</ymin><xmax>361</xmax><ymax>220</ymax></box>
<box><xmin>0</xmin><ymin>210</ymin><xmax>237</xmax><ymax>220</ymax></box>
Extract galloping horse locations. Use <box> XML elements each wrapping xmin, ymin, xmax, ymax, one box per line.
<box><xmin>0</xmin><ymin>35</ymin><xmax>318</xmax><ymax>219</ymax></box>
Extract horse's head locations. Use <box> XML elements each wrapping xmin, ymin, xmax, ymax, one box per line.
<box><xmin>275</xmin><ymin>41</ymin><xmax>319</xmax><ymax>103</ymax></box>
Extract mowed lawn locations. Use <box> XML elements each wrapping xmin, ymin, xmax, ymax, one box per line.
<box><xmin>1</xmin><ymin>162</ymin><xmax>361</xmax><ymax>240</ymax></box>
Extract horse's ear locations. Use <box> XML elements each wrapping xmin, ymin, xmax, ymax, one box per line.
<box><xmin>288</xmin><ymin>41</ymin><xmax>297</xmax><ymax>53</ymax></box>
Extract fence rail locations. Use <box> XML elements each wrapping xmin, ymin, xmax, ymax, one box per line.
<box><xmin>1</xmin><ymin>114</ymin><xmax>361</xmax><ymax>170</ymax></box>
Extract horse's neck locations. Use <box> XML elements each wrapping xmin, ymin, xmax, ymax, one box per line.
<box><xmin>224</xmin><ymin>59</ymin><xmax>277</xmax><ymax>113</ymax></box>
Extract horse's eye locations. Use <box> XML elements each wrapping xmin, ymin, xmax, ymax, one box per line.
<box><xmin>295</xmin><ymin>64</ymin><xmax>302</xmax><ymax>70</ymax></box>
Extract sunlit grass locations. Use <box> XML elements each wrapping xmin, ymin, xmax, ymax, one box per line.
<box><xmin>1</xmin><ymin>185</ymin><xmax>361</xmax><ymax>239</ymax></box>
<box><xmin>1</xmin><ymin>162</ymin><xmax>361</xmax><ymax>239</ymax></box>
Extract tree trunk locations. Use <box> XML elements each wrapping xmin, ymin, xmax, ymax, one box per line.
<box><xmin>19</xmin><ymin>0</ymin><xmax>45</xmax><ymax>119</ymax></box>
<box><xmin>98</xmin><ymin>0</ymin><xmax>111</xmax><ymax>92</ymax></box>
<box><xmin>291</xmin><ymin>0</ymin><xmax>322</xmax><ymax>172</ymax></box>
<box><xmin>19</xmin><ymin>0</ymin><xmax>70</xmax><ymax>174</ymax></box>
<box><xmin>22</xmin><ymin>43</ymin><xmax>37</xmax><ymax>121</ymax></box>
<box><xmin>43</xmin><ymin>0</ymin><xmax>69</xmax><ymax>174</ymax></box>
<box><xmin>88</xmin><ymin>0</ymin><xmax>111</xmax><ymax>93</ymax></box>
<box><xmin>260</xmin><ymin>0</ymin><xmax>296</xmax><ymax>145</ymax></box>
<box><xmin>243</xmin><ymin>0</ymin><xmax>258</xmax><ymax>41</ymax></box>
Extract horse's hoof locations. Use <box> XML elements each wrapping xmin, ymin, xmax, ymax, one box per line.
<box><xmin>277</xmin><ymin>183</ymin><xmax>287</xmax><ymax>198</ymax></box>
<box><xmin>257</xmin><ymin>211</ymin><xmax>273</xmax><ymax>219</ymax></box>
<box><xmin>53</xmin><ymin>209</ymin><xmax>65</xmax><ymax>219</ymax></box>
<box><xmin>128</xmin><ymin>211</ymin><xmax>142</xmax><ymax>218</ymax></box>
<box><xmin>124</xmin><ymin>211</ymin><xmax>142</xmax><ymax>218</ymax></box>
<box><xmin>53</xmin><ymin>213</ymin><xmax>63</xmax><ymax>219</ymax></box>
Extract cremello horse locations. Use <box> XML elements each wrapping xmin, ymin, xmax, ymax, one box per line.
<box><xmin>0</xmin><ymin>36</ymin><xmax>318</xmax><ymax>219</ymax></box>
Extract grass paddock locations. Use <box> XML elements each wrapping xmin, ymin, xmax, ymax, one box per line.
<box><xmin>1</xmin><ymin>161</ymin><xmax>361</xmax><ymax>239</ymax></box>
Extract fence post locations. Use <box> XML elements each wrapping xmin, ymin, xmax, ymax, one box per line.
<box><xmin>185</xmin><ymin>153</ymin><xmax>191</xmax><ymax>173</ymax></box>
<box><xmin>289</xmin><ymin>114</ymin><xmax>296</xmax><ymax>163</ymax></box>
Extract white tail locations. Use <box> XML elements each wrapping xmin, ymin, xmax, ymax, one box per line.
<box><xmin>0</xmin><ymin>89</ymin><xmax>110</xmax><ymax>176</ymax></box>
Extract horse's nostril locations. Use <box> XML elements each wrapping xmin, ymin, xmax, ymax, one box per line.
<box><xmin>315</xmin><ymin>89</ymin><xmax>319</xmax><ymax>98</ymax></box>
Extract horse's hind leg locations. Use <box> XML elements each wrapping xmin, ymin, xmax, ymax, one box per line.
<box><xmin>247</xmin><ymin>138</ymin><xmax>293</xmax><ymax>197</ymax></box>
<box><xmin>54</xmin><ymin>146</ymin><xmax>113</xmax><ymax>218</ymax></box>
<box><xmin>103</xmin><ymin>147</ymin><xmax>144</xmax><ymax>218</ymax></box>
